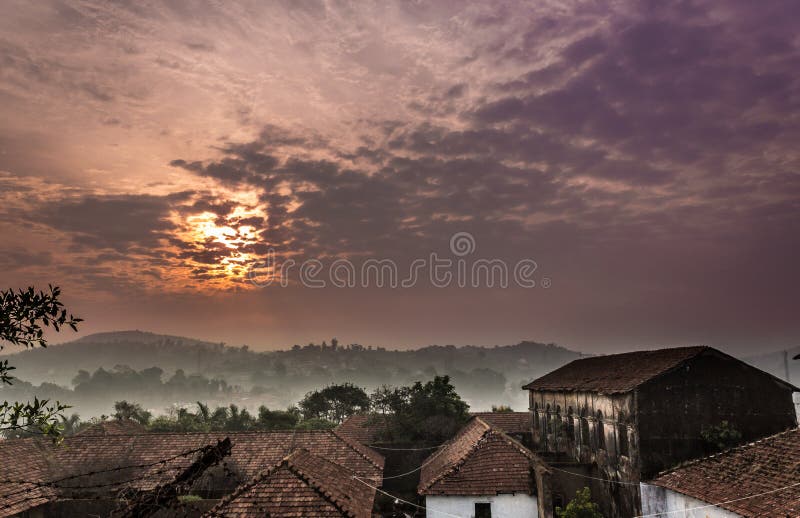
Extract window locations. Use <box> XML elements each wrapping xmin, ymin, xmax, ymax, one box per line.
<box><xmin>580</xmin><ymin>409</ymin><xmax>590</xmax><ymax>446</ymax></box>
<box><xmin>553</xmin><ymin>405</ymin><xmax>561</xmax><ymax>436</ymax></box>
<box><xmin>567</xmin><ymin>407</ymin><xmax>575</xmax><ymax>440</ymax></box>
<box><xmin>553</xmin><ymin>493</ymin><xmax>565</xmax><ymax>512</ymax></box>
<box><xmin>532</xmin><ymin>403</ymin><xmax>539</xmax><ymax>430</ymax></box>
<box><xmin>597</xmin><ymin>411</ymin><xmax>606</xmax><ymax>449</ymax></box>
<box><xmin>475</xmin><ymin>502</ymin><xmax>492</xmax><ymax>518</ymax></box>
<box><xmin>618</xmin><ymin>423</ymin><xmax>629</xmax><ymax>456</ymax></box>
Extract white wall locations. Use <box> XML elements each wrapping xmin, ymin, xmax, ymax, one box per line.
<box><xmin>640</xmin><ymin>483</ymin><xmax>742</xmax><ymax>518</ymax></box>
<box><xmin>425</xmin><ymin>494</ymin><xmax>538</xmax><ymax>518</ymax></box>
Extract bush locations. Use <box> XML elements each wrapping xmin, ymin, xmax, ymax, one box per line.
<box><xmin>556</xmin><ymin>487</ymin><xmax>603</xmax><ymax>518</ymax></box>
<box><xmin>701</xmin><ymin>420</ymin><xmax>743</xmax><ymax>452</ymax></box>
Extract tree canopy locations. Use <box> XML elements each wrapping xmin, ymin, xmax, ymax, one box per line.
<box><xmin>299</xmin><ymin>383</ymin><xmax>370</xmax><ymax>423</ymax></box>
<box><xmin>0</xmin><ymin>285</ymin><xmax>81</xmax><ymax>440</ymax></box>
<box><xmin>372</xmin><ymin>375</ymin><xmax>469</xmax><ymax>443</ymax></box>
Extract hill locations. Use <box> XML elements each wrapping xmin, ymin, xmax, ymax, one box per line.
<box><xmin>2</xmin><ymin>331</ymin><xmax>584</xmax><ymax>417</ymax></box>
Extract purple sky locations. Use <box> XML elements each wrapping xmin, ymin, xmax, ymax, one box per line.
<box><xmin>1</xmin><ymin>1</ymin><xmax>798</xmax><ymax>354</ymax></box>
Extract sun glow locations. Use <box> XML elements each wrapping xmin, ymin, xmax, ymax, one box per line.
<box><xmin>175</xmin><ymin>206</ymin><xmax>266</xmax><ymax>288</ymax></box>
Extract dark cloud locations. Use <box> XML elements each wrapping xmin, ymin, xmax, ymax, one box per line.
<box><xmin>34</xmin><ymin>192</ymin><xmax>191</xmax><ymax>252</ymax></box>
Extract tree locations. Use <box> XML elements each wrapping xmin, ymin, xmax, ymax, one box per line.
<box><xmin>492</xmin><ymin>405</ymin><xmax>514</xmax><ymax>412</ymax></box>
<box><xmin>1</xmin><ymin>285</ymin><xmax>81</xmax><ymax>440</ymax></box>
<box><xmin>299</xmin><ymin>383</ymin><xmax>370</xmax><ymax>423</ymax></box>
<box><xmin>556</xmin><ymin>488</ymin><xmax>604</xmax><ymax>518</ymax></box>
<box><xmin>373</xmin><ymin>375</ymin><xmax>469</xmax><ymax>443</ymax></box>
<box><xmin>701</xmin><ymin>420</ymin><xmax>743</xmax><ymax>452</ymax></box>
<box><xmin>113</xmin><ymin>400</ymin><xmax>152</xmax><ymax>425</ymax></box>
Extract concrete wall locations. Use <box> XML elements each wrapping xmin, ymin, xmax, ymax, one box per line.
<box><xmin>640</xmin><ymin>484</ymin><xmax>742</xmax><ymax>518</ymax></box>
<box><xmin>425</xmin><ymin>494</ymin><xmax>538</xmax><ymax>518</ymax></box>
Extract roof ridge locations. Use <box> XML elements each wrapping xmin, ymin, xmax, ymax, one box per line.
<box><xmin>329</xmin><ymin>429</ymin><xmax>384</xmax><ymax>470</ymax></box>
<box><xmin>652</xmin><ymin>426</ymin><xmax>800</xmax><ymax>479</ymax></box>
<box><xmin>205</xmin><ymin>456</ymin><xmax>287</xmax><ymax>515</ymax></box>
<box><xmin>285</xmin><ymin>450</ymin><xmax>359</xmax><ymax>518</ymax></box>
<box><xmin>419</xmin><ymin>417</ymin><xmax>493</xmax><ymax>493</ymax></box>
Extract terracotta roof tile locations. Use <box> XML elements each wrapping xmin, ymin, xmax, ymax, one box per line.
<box><xmin>649</xmin><ymin>427</ymin><xmax>800</xmax><ymax>517</ymax></box>
<box><xmin>0</xmin><ymin>430</ymin><xmax>384</xmax><ymax>515</ymax></box>
<box><xmin>207</xmin><ymin>448</ymin><xmax>376</xmax><ymax>517</ymax></box>
<box><xmin>418</xmin><ymin>417</ymin><xmax>538</xmax><ymax>496</ymax></box>
<box><xmin>0</xmin><ymin>438</ymin><xmax>56</xmax><ymax>517</ymax></box>
<box><xmin>335</xmin><ymin>414</ymin><xmax>390</xmax><ymax>446</ymax></box>
<box><xmin>522</xmin><ymin>346</ymin><xmax>711</xmax><ymax>393</ymax></box>
<box><xmin>469</xmin><ymin>412</ymin><xmax>531</xmax><ymax>434</ymax></box>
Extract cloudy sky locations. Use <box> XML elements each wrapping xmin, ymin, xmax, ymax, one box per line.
<box><xmin>1</xmin><ymin>0</ymin><xmax>798</xmax><ymax>353</ymax></box>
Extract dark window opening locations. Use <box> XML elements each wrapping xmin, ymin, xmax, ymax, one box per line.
<box><xmin>475</xmin><ymin>502</ymin><xmax>492</xmax><ymax>518</ymax></box>
<box><xmin>618</xmin><ymin>423</ymin><xmax>629</xmax><ymax>456</ymax></box>
<box><xmin>597</xmin><ymin>411</ymin><xmax>606</xmax><ymax>449</ymax></box>
<box><xmin>581</xmin><ymin>421</ymin><xmax>590</xmax><ymax>446</ymax></box>
<box><xmin>567</xmin><ymin>407</ymin><xmax>575</xmax><ymax>440</ymax></box>
<box><xmin>553</xmin><ymin>493</ymin><xmax>565</xmax><ymax>511</ymax></box>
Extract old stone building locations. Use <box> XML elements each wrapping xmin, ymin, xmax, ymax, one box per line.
<box><xmin>523</xmin><ymin>346</ymin><xmax>798</xmax><ymax>517</ymax></box>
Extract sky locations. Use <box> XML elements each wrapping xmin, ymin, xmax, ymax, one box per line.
<box><xmin>0</xmin><ymin>0</ymin><xmax>798</xmax><ymax>354</ymax></box>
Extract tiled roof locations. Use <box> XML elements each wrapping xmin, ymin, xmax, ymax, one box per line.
<box><xmin>418</xmin><ymin>417</ymin><xmax>538</xmax><ymax>496</ymax></box>
<box><xmin>331</xmin><ymin>429</ymin><xmax>384</xmax><ymax>468</ymax></box>
<box><xmin>470</xmin><ymin>412</ymin><xmax>531</xmax><ymax>434</ymax></box>
<box><xmin>0</xmin><ymin>430</ymin><xmax>384</xmax><ymax>516</ymax></box>
<box><xmin>649</xmin><ymin>427</ymin><xmax>800</xmax><ymax>518</ymax></box>
<box><xmin>0</xmin><ymin>438</ymin><xmax>56</xmax><ymax>517</ymax></box>
<box><xmin>335</xmin><ymin>414</ymin><xmax>390</xmax><ymax>445</ymax></box>
<box><xmin>207</xmin><ymin>448</ymin><xmax>376</xmax><ymax>517</ymax></box>
<box><xmin>522</xmin><ymin>346</ymin><xmax>712</xmax><ymax>393</ymax></box>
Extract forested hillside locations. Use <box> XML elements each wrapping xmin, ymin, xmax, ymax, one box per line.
<box><xmin>1</xmin><ymin>331</ymin><xmax>583</xmax><ymax>418</ymax></box>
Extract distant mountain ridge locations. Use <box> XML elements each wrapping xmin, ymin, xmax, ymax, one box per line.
<box><xmin>4</xmin><ymin>331</ymin><xmax>584</xmax><ymax>413</ymax></box>
<box><xmin>69</xmin><ymin>330</ymin><xmax>222</xmax><ymax>347</ymax></box>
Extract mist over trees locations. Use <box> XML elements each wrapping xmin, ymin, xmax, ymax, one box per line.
<box><xmin>3</xmin><ymin>331</ymin><xmax>583</xmax><ymax>420</ymax></box>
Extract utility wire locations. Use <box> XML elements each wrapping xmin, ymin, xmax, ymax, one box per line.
<box><xmin>352</xmin><ymin>476</ymin><xmax>464</xmax><ymax>518</ymax></box>
<box><xmin>634</xmin><ymin>481</ymin><xmax>800</xmax><ymax>517</ymax></box>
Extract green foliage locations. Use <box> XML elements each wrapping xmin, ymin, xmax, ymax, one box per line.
<box><xmin>299</xmin><ymin>383</ymin><xmax>370</xmax><ymax>423</ymax></box>
<box><xmin>492</xmin><ymin>404</ymin><xmax>514</xmax><ymax>412</ymax></box>
<box><xmin>113</xmin><ymin>401</ymin><xmax>152</xmax><ymax>425</ymax></box>
<box><xmin>144</xmin><ymin>401</ymin><xmax>323</xmax><ymax>432</ymax></box>
<box><xmin>372</xmin><ymin>375</ymin><xmax>469</xmax><ymax>443</ymax></box>
<box><xmin>0</xmin><ymin>285</ymin><xmax>82</xmax><ymax>348</ymax></box>
<box><xmin>0</xmin><ymin>285</ymin><xmax>80</xmax><ymax>441</ymax></box>
<box><xmin>556</xmin><ymin>488</ymin><xmax>604</xmax><ymax>518</ymax></box>
<box><xmin>701</xmin><ymin>420</ymin><xmax>743</xmax><ymax>452</ymax></box>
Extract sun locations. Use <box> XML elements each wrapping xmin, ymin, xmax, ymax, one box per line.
<box><xmin>175</xmin><ymin>206</ymin><xmax>266</xmax><ymax>288</ymax></box>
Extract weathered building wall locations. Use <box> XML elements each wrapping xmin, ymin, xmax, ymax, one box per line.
<box><xmin>640</xmin><ymin>484</ymin><xmax>742</xmax><ymax>518</ymax></box>
<box><xmin>425</xmin><ymin>493</ymin><xmax>538</xmax><ymax>518</ymax></box>
<box><xmin>529</xmin><ymin>390</ymin><xmax>640</xmax><ymax>517</ymax></box>
<box><xmin>636</xmin><ymin>354</ymin><xmax>798</xmax><ymax>478</ymax></box>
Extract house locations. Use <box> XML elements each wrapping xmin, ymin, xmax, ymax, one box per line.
<box><xmin>418</xmin><ymin>416</ymin><xmax>547</xmax><ymax>518</ymax></box>
<box><xmin>206</xmin><ymin>448</ymin><xmax>376</xmax><ymax>517</ymax></box>
<box><xmin>0</xmin><ymin>429</ymin><xmax>384</xmax><ymax>517</ymax></box>
<box><xmin>470</xmin><ymin>412</ymin><xmax>533</xmax><ymax>447</ymax></box>
<box><xmin>641</xmin><ymin>427</ymin><xmax>800</xmax><ymax>517</ymax></box>
<box><xmin>523</xmin><ymin>346</ymin><xmax>798</xmax><ymax>516</ymax></box>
